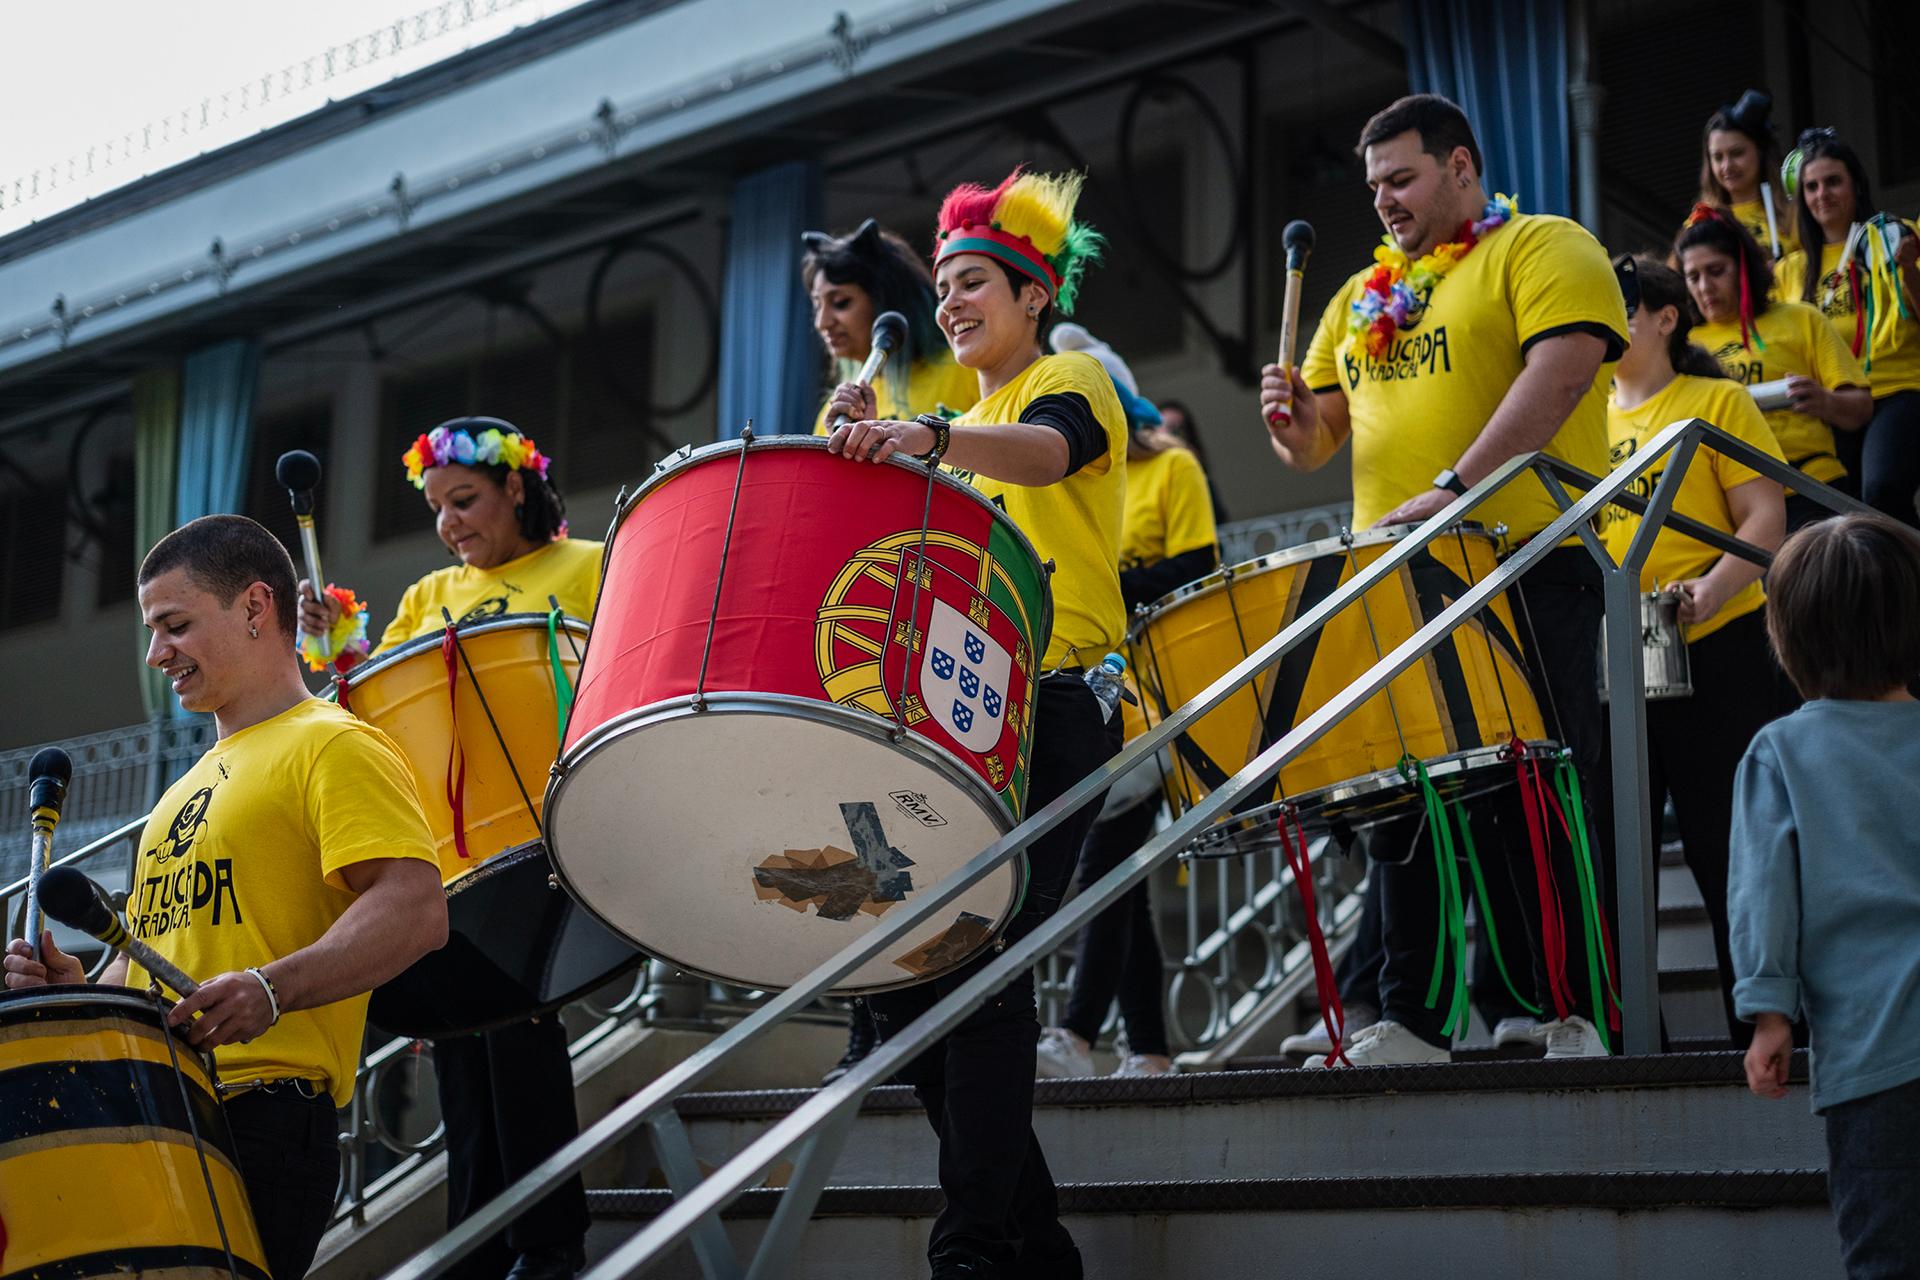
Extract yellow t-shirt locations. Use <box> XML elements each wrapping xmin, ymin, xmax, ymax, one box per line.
<box><xmin>1694</xmin><ymin>300</ymin><xmax>1866</xmax><ymax>487</ymax></box>
<box><xmin>1603</xmin><ymin>374</ymin><xmax>1785</xmax><ymax>642</ymax></box>
<box><xmin>1730</xmin><ymin>198</ymin><xmax>1797</xmax><ymax>260</ymax></box>
<box><xmin>124</xmin><ymin>699</ymin><xmax>439</xmax><ymax>1105</ymax></box>
<box><xmin>1302</xmin><ymin>213</ymin><xmax>1624</xmax><ymax>539</ymax></box>
<box><xmin>1120</xmin><ymin>446</ymin><xmax>1218</xmax><ymax>569</ymax></box>
<box><xmin>1775</xmin><ymin>228</ymin><xmax>1920</xmax><ymax>397</ymax></box>
<box><xmin>946</xmin><ymin>351</ymin><xmax>1128</xmax><ymax>669</ymax></box>
<box><xmin>811</xmin><ymin>355</ymin><xmax>981</xmax><ymax>435</ymax></box>
<box><xmin>375</xmin><ymin>538</ymin><xmax>603</xmax><ymax>653</ymax></box>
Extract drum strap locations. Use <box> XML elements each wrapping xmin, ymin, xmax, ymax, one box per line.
<box><xmin>1453</xmin><ymin>804</ymin><xmax>1544</xmax><ymax>1020</ymax></box>
<box><xmin>1278</xmin><ymin>807</ymin><xmax>1349</xmax><ymax>1066</ymax></box>
<box><xmin>1549</xmin><ymin>759</ymin><xmax>1623</xmax><ymax>1038</ymax></box>
<box><xmin>442</xmin><ymin>625</ymin><xmax>471</xmax><ymax>862</ymax></box>
<box><xmin>546</xmin><ymin>608</ymin><xmax>576</xmax><ymax>743</ymax></box>
<box><xmin>1512</xmin><ymin>748</ymin><xmax>1574</xmax><ymax>1022</ymax></box>
<box><xmin>1410</xmin><ymin>758</ymin><xmax>1470</xmax><ymax>1038</ymax></box>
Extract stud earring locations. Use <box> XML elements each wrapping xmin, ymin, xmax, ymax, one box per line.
<box><xmin>249</xmin><ymin>624</ymin><xmax>259</xmax><ymax>638</ymax></box>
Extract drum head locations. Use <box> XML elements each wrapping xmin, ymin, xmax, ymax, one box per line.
<box><xmin>546</xmin><ymin>694</ymin><xmax>1021</xmax><ymax>994</ymax></box>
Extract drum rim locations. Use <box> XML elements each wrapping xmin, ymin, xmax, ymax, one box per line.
<box><xmin>344</xmin><ymin>610</ymin><xmax>590</xmax><ymax>682</ymax></box>
<box><xmin>0</xmin><ymin>983</ymin><xmax>220</xmax><ymax>1077</ymax></box>
<box><xmin>1134</xmin><ymin>521</ymin><xmax>1497</xmax><ymax>626</ymax></box>
<box><xmin>544</xmin><ymin>689</ymin><xmax>1024</xmax><ymax>995</ymax></box>
<box><xmin>604</xmin><ymin>434</ymin><xmax>1055</xmax><ymax>661</ymax></box>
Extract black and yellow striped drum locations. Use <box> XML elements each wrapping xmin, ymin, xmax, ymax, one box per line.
<box><xmin>0</xmin><ymin>986</ymin><xmax>269</xmax><ymax>1280</ymax></box>
<box><xmin>1129</xmin><ymin>525</ymin><xmax>1550</xmax><ymax>839</ymax></box>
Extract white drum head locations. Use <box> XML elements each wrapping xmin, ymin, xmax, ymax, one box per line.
<box><xmin>546</xmin><ymin>695</ymin><xmax>1021</xmax><ymax>993</ymax></box>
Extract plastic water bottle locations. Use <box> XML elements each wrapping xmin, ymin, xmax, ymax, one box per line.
<box><xmin>1084</xmin><ymin>652</ymin><xmax>1127</xmax><ymax>723</ymax></box>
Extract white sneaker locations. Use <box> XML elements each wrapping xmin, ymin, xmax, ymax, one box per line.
<box><xmin>1112</xmin><ymin>1053</ymin><xmax>1174</xmax><ymax>1078</ymax></box>
<box><xmin>1492</xmin><ymin>1016</ymin><xmax>1552</xmax><ymax>1049</ymax></box>
<box><xmin>1280</xmin><ymin>1004</ymin><xmax>1378</xmax><ymax>1058</ymax></box>
<box><xmin>1035</xmin><ymin>1027</ymin><xmax>1095</xmax><ymax>1079</ymax></box>
<box><xmin>1303</xmin><ymin>1019</ymin><xmax>1451</xmax><ymax>1068</ymax></box>
<box><xmin>1543</xmin><ymin>1015</ymin><xmax>1608</xmax><ymax>1059</ymax></box>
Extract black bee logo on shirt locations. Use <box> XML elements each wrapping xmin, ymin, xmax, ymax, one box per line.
<box><xmin>457</xmin><ymin>580</ymin><xmax>524</xmax><ymax>625</ymax></box>
<box><xmin>150</xmin><ymin>788</ymin><xmax>212</xmax><ymax>864</ymax></box>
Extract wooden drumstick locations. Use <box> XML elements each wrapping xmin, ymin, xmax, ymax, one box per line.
<box><xmin>1269</xmin><ymin>220</ymin><xmax>1316</xmax><ymax>427</ymax></box>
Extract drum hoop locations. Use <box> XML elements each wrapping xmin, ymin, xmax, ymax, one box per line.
<box><xmin>443</xmin><ymin>837</ymin><xmax>546</xmax><ymax>896</ymax></box>
<box><xmin>605</xmin><ymin>435</ymin><xmax>1055</xmax><ymax>659</ymax></box>
<box><xmin>1136</xmin><ymin>521</ymin><xmax>1496</xmax><ymax>625</ymax></box>
<box><xmin>348</xmin><ymin>611</ymin><xmax>590</xmax><ymax>679</ymax></box>
<box><xmin>0</xmin><ymin>984</ymin><xmax>220</xmax><ymax>1077</ymax></box>
<box><xmin>543</xmin><ymin>690</ymin><xmax>1024</xmax><ymax>995</ymax></box>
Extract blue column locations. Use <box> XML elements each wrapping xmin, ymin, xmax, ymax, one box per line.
<box><xmin>717</xmin><ymin>160</ymin><xmax>823</xmax><ymax>438</ymax></box>
<box><xmin>1405</xmin><ymin>0</ymin><xmax>1571</xmax><ymax>218</ymax></box>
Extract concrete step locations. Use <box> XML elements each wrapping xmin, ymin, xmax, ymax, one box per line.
<box><xmin>624</xmin><ymin>1053</ymin><xmax>1821</xmax><ymax>1193</ymax></box>
<box><xmin>588</xmin><ymin>1170</ymin><xmax>1840</xmax><ymax>1279</ymax></box>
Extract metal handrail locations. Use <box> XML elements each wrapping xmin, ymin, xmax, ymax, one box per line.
<box><xmin>387</xmin><ymin>418</ymin><xmax>1863</xmax><ymax>1279</ymax></box>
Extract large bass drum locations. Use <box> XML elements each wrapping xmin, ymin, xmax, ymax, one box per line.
<box><xmin>339</xmin><ymin>614</ymin><xmax>642</xmax><ymax>1037</ymax></box>
<box><xmin>547</xmin><ymin>436</ymin><xmax>1052</xmax><ymax>994</ymax></box>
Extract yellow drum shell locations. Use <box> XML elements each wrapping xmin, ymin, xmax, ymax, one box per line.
<box><xmin>0</xmin><ymin>987</ymin><xmax>270</xmax><ymax>1280</ymax></box>
<box><xmin>342</xmin><ymin>614</ymin><xmax>585</xmax><ymax>883</ymax></box>
<box><xmin>1130</xmin><ymin>527</ymin><xmax>1545</xmax><ymax>809</ymax></box>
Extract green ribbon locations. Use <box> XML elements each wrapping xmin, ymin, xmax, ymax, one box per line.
<box><xmin>1554</xmin><ymin>757</ymin><xmax>1618</xmax><ymax>1053</ymax></box>
<box><xmin>1410</xmin><ymin>757</ymin><xmax>1470</xmax><ymax>1038</ymax></box>
<box><xmin>1453</xmin><ymin>798</ymin><xmax>1543</xmax><ymax>1018</ymax></box>
<box><xmin>547</xmin><ymin>608</ymin><xmax>576</xmax><ymax>743</ymax></box>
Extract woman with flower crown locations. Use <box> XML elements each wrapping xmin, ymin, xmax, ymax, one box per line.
<box><xmin>1261</xmin><ymin>94</ymin><xmax>1628</xmax><ymax>1067</ymax></box>
<box><xmin>822</xmin><ymin>167</ymin><xmax>1127</xmax><ymax>1280</ymax></box>
<box><xmin>296</xmin><ymin>415</ymin><xmax>594</xmax><ymax>1280</ymax></box>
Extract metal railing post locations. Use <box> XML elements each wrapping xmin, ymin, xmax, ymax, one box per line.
<box><xmin>644</xmin><ymin>1111</ymin><xmax>741</xmax><ymax>1280</ymax></box>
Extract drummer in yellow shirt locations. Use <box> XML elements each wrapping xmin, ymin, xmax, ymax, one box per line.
<box><xmin>823</xmin><ymin>166</ymin><xmax>1124</xmax><ymax>1279</ymax></box>
<box><xmin>1676</xmin><ymin>207</ymin><xmax>1870</xmax><ymax>529</ymax></box>
<box><xmin>804</xmin><ymin>218</ymin><xmax>978</xmax><ymax>435</ymax></box>
<box><xmin>297</xmin><ymin>416</ymin><xmax>599</xmax><ymax>1280</ymax></box>
<box><xmin>1268</xmin><ymin>94</ymin><xmax>1626</xmax><ymax>1065</ymax></box>
<box><xmin>1606</xmin><ymin>256</ymin><xmax>1791</xmax><ymax>1045</ymax></box>
<box><xmin>1776</xmin><ymin>130</ymin><xmax>1920</xmax><ymax>526</ymax></box>
<box><xmin>6</xmin><ymin>514</ymin><xmax>446</xmax><ymax>1280</ymax></box>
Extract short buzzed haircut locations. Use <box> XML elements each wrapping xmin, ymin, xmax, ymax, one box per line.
<box><xmin>138</xmin><ymin>514</ymin><xmax>299</xmax><ymax>638</ymax></box>
<box><xmin>1765</xmin><ymin>513</ymin><xmax>1920</xmax><ymax>700</ymax></box>
<box><xmin>1357</xmin><ymin>93</ymin><xmax>1484</xmax><ymax>178</ymax></box>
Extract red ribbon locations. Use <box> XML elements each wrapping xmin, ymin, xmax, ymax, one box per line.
<box><xmin>442</xmin><ymin>626</ymin><xmax>470</xmax><ymax>861</ymax></box>
<box><xmin>1512</xmin><ymin>741</ymin><xmax>1574</xmax><ymax>1020</ymax></box>
<box><xmin>1539</xmin><ymin>782</ymin><xmax>1623</xmax><ymax>1032</ymax></box>
<box><xmin>1279</xmin><ymin>808</ymin><xmax>1349</xmax><ymax>1067</ymax></box>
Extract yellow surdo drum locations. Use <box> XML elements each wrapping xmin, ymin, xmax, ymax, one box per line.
<box><xmin>0</xmin><ymin>986</ymin><xmax>269</xmax><ymax>1279</ymax></box>
<box><xmin>1129</xmin><ymin>525</ymin><xmax>1549</xmax><ymax>830</ymax></box>
<box><xmin>338</xmin><ymin>613</ymin><xmax>642</xmax><ymax>1038</ymax></box>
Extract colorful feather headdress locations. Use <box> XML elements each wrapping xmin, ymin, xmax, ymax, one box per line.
<box><xmin>933</xmin><ymin>167</ymin><xmax>1104</xmax><ymax>315</ymax></box>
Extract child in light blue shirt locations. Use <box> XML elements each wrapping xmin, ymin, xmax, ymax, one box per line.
<box><xmin>1730</xmin><ymin>512</ymin><xmax>1920</xmax><ymax>1278</ymax></box>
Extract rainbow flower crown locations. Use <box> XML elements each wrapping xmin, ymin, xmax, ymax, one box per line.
<box><xmin>402</xmin><ymin>421</ymin><xmax>551</xmax><ymax>490</ymax></box>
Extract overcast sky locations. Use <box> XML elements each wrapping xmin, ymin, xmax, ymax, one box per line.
<box><xmin>0</xmin><ymin>0</ymin><xmax>589</xmax><ymax>234</ymax></box>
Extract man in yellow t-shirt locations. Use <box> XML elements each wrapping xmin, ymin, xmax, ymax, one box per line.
<box><xmin>1261</xmin><ymin>94</ymin><xmax>1629</xmax><ymax>1066</ymax></box>
<box><xmin>6</xmin><ymin>515</ymin><xmax>446</xmax><ymax>1280</ymax></box>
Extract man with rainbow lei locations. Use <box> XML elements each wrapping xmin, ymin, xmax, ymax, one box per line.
<box><xmin>1258</xmin><ymin>94</ymin><xmax>1630</xmax><ymax>1068</ymax></box>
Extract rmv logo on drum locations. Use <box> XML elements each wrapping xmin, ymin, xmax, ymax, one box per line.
<box><xmin>889</xmin><ymin>790</ymin><xmax>948</xmax><ymax>829</ymax></box>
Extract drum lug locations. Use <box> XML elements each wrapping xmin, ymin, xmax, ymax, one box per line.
<box><xmin>548</xmin><ymin>873</ymin><xmax>560</xmax><ymax>890</ymax></box>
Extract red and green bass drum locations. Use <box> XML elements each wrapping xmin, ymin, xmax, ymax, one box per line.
<box><xmin>546</xmin><ymin>436</ymin><xmax>1052</xmax><ymax>993</ymax></box>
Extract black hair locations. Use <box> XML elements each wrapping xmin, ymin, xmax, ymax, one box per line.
<box><xmin>1629</xmin><ymin>256</ymin><xmax>1730</xmax><ymax>379</ymax></box>
<box><xmin>139</xmin><ymin>514</ymin><xmax>299</xmax><ymax>637</ymax></box>
<box><xmin>1791</xmin><ymin>131</ymin><xmax>1879</xmax><ymax>307</ymax></box>
<box><xmin>800</xmin><ymin>220</ymin><xmax>945</xmax><ymax>367</ymax></box>
<box><xmin>1698</xmin><ymin>90</ymin><xmax>1782</xmax><ymax>208</ymax></box>
<box><xmin>985</xmin><ymin>260</ymin><xmax>1055</xmax><ymax>341</ymax></box>
<box><xmin>1674</xmin><ymin>212</ymin><xmax>1775</xmax><ymax>321</ymax></box>
<box><xmin>1357</xmin><ymin>93</ymin><xmax>1483</xmax><ymax>178</ymax></box>
<box><xmin>428</xmin><ymin>416</ymin><xmax>569</xmax><ymax>543</ymax></box>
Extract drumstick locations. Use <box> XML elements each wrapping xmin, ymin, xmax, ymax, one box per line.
<box><xmin>1269</xmin><ymin>220</ymin><xmax>1316</xmax><ymax>426</ymax></box>
<box><xmin>37</xmin><ymin>866</ymin><xmax>201</xmax><ymax>997</ymax></box>
<box><xmin>276</xmin><ymin>450</ymin><xmax>330</xmax><ymax>659</ymax></box>
<box><xmin>1760</xmin><ymin>185</ymin><xmax>1782</xmax><ymax>259</ymax></box>
<box><xmin>22</xmin><ymin>748</ymin><xmax>71</xmax><ymax>964</ymax></box>
<box><xmin>831</xmin><ymin>311</ymin><xmax>909</xmax><ymax>429</ymax></box>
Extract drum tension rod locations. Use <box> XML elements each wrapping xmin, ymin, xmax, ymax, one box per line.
<box><xmin>442</xmin><ymin>607</ymin><xmax>546</xmax><ymax>841</ymax></box>
<box><xmin>694</xmin><ymin>425</ymin><xmax>753</xmax><ymax>712</ymax></box>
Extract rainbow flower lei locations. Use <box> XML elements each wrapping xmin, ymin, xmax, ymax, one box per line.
<box><xmin>298</xmin><ymin>584</ymin><xmax>369</xmax><ymax>673</ymax></box>
<box><xmin>1348</xmin><ymin>195</ymin><xmax>1518</xmax><ymax>360</ymax></box>
<box><xmin>402</xmin><ymin>424</ymin><xmax>551</xmax><ymax>490</ymax></box>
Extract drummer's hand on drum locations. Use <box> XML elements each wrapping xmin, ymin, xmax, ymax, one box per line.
<box><xmin>829</xmin><ymin>417</ymin><xmax>935</xmax><ymax>465</ymax></box>
<box><xmin>167</xmin><ymin>970</ymin><xmax>275</xmax><ymax>1047</ymax></box>
<box><xmin>297</xmin><ymin>579</ymin><xmax>343</xmax><ymax>638</ymax></box>
<box><xmin>1375</xmin><ymin>487</ymin><xmax>1454</xmax><ymax>528</ymax></box>
<box><xmin>4</xmin><ymin>932</ymin><xmax>85</xmax><ymax>989</ymax></box>
<box><xmin>1668</xmin><ymin>576</ymin><xmax>1727</xmax><ymax>627</ymax></box>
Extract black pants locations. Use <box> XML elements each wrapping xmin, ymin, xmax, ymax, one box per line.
<box><xmin>868</xmin><ymin>673</ymin><xmax>1121</xmax><ymax>1273</ymax></box>
<box><xmin>1376</xmin><ymin>546</ymin><xmax>1608</xmax><ymax>1048</ymax></box>
<box><xmin>1838</xmin><ymin>390</ymin><xmax>1920</xmax><ymax>528</ymax></box>
<box><xmin>226</xmin><ymin>1083</ymin><xmax>340</xmax><ymax>1280</ymax></box>
<box><xmin>1825</xmin><ymin>1075</ymin><xmax>1920</xmax><ymax>1278</ymax></box>
<box><xmin>436</xmin><ymin>1013</ymin><xmax>589</xmax><ymax>1280</ymax></box>
<box><xmin>1642</xmin><ymin>610</ymin><xmax>1795</xmax><ymax>1048</ymax></box>
<box><xmin>1061</xmin><ymin>795</ymin><xmax>1170</xmax><ymax>1057</ymax></box>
